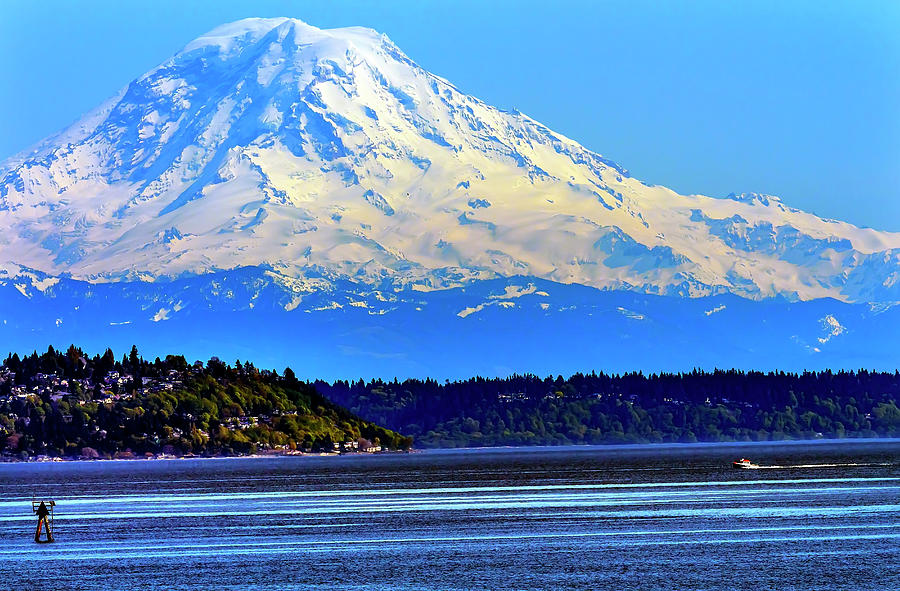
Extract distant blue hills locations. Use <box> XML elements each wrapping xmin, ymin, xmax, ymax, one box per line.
<box><xmin>2</xmin><ymin>268</ymin><xmax>896</xmax><ymax>379</ymax></box>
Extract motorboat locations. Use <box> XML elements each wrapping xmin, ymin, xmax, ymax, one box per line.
<box><xmin>732</xmin><ymin>458</ymin><xmax>759</xmax><ymax>469</ymax></box>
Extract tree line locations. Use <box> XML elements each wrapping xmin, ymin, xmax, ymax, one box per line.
<box><xmin>4</xmin><ymin>345</ymin><xmax>898</xmax><ymax>455</ymax></box>
<box><xmin>314</xmin><ymin>369</ymin><xmax>900</xmax><ymax>447</ymax></box>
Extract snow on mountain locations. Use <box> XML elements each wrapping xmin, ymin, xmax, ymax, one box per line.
<box><xmin>2</xmin><ymin>269</ymin><xmax>898</xmax><ymax>378</ymax></box>
<box><xmin>1</xmin><ymin>17</ymin><xmax>899</xmax><ymax>303</ymax></box>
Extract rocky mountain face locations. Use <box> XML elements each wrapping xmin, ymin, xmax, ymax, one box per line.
<box><xmin>0</xmin><ymin>18</ymin><xmax>898</xmax><ymax>375</ymax></box>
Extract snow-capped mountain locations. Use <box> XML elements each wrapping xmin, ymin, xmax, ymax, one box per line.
<box><xmin>1</xmin><ymin>17</ymin><xmax>898</xmax><ymax>376</ymax></box>
<box><xmin>2</xmin><ymin>17</ymin><xmax>899</xmax><ymax>303</ymax></box>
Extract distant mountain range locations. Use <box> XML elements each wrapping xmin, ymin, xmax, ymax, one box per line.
<box><xmin>0</xmin><ymin>18</ymin><xmax>897</xmax><ymax>375</ymax></box>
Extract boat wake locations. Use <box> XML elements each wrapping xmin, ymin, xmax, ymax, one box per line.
<box><xmin>755</xmin><ymin>462</ymin><xmax>893</xmax><ymax>470</ymax></box>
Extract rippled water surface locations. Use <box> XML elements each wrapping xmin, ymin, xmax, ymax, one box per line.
<box><xmin>0</xmin><ymin>441</ymin><xmax>898</xmax><ymax>590</ymax></box>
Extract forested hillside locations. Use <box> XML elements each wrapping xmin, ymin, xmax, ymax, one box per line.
<box><xmin>4</xmin><ymin>344</ymin><xmax>897</xmax><ymax>456</ymax></box>
<box><xmin>0</xmin><ymin>346</ymin><xmax>411</xmax><ymax>460</ymax></box>
<box><xmin>315</xmin><ymin>370</ymin><xmax>900</xmax><ymax>448</ymax></box>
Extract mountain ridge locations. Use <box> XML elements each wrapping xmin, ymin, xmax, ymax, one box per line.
<box><xmin>2</xmin><ymin>267</ymin><xmax>898</xmax><ymax>380</ymax></box>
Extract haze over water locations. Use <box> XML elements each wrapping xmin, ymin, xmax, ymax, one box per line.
<box><xmin>0</xmin><ymin>441</ymin><xmax>897</xmax><ymax>590</ymax></box>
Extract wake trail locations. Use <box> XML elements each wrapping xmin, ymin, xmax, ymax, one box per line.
<box><xmin>754</xmin><ymin>462</ymin><xmax>893</xmax><ymax>469</ymax></box>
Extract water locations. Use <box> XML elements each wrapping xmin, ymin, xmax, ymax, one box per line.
<box><xmin>0</xmin><ymin>440</ymin><xmax>897</xmax><ymax>590</ymax></box>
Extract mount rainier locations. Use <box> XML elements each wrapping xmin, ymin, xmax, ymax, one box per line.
<box><xmin>0</xmin><ymin>18</ymin><xmax>897</xmax><ymax>377</ymax></box>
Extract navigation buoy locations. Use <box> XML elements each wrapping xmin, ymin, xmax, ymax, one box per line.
<box><xmin>32</xmin><ymin>497</ymin><xmax>55</xmax><ymax>543</ymax></box>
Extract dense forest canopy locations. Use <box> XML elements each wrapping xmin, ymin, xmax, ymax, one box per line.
<box><xmin>314</xmin><ymin>369</ymin><xmax>900</xmax><ymax>448</ymax></box>
<box><xmin>2</xmin><ymin>344</ymin><xmax>898</xmax><ymax>457</ymax></box>
<box><xmin>0</xmin><ymin>345</ymin><xmax>411</xmax><ymax>459</ymax></box>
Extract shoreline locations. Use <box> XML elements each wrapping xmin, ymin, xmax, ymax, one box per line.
<box><xmin>0</xmin><ymin>449</ymin><xmax>416</xmax><ymax>464</ymax></box>
<box><xmin>417</xmin><ymin>436</ymin><xmax>900</xmax><ymax>453</ymax></box>
<box><xmin>2</xmin><ymin>437</ymin><xmax>899</xmax><ymax>465</ymax></box>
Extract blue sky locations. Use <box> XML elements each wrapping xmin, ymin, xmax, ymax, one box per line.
<box><xmin>1</xmin><ymin>0</ymin><xmax>898</xmax><ymax>229</ymax></box>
